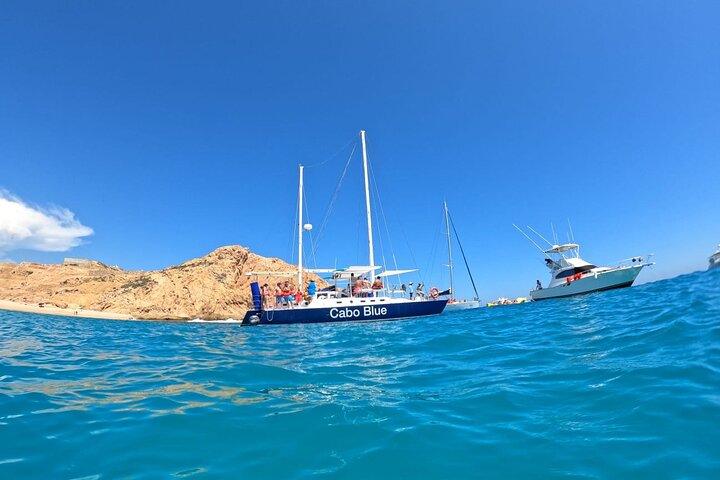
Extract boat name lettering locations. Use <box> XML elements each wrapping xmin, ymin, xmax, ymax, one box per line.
<box><xmin>329</xmin><ymin>306</ymin><xmax>388</xmax><ymax>319</ymax></box>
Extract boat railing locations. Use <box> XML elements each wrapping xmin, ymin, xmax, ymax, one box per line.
<box><xmin>611</xmin><ymin>253</ymin><xmax>655</xmax><ymax>268</ymax></box>
<box><xmin>613</xmin><ymin>253</ymin><xmax>654</xmax><ymax>269</ymax></box>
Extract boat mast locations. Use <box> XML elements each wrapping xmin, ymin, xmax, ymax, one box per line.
<box><xmin>360</xmin><ymin>130</ymin><xmax>375</xmax><ymax>279</ymax></box>
<box><xmin>444</xmin><ymin>201</ymin><xmax>454</xmax><ymax>300</ymax></box>
<box><xmin>298</xmin><ymin>164</ymin><xmax>304</xmax><ymax>288</ymax></box>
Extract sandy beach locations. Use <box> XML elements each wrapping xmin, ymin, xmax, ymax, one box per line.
<box><xmin>0</xmin><ymin>299</ymin><xmax>134</xmax><ymax>320</ymax></box>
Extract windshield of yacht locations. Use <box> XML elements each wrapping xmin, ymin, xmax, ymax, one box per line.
<box><xmin>554</xmin><ymin>265</ymin><xmax>597</xmax><ymax>279</ymax></box>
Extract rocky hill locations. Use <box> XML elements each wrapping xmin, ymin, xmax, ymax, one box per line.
<box><xmin>0</xmin><ymin>246</ymin><xmax>325</xmax><ymax>320</ymax></box>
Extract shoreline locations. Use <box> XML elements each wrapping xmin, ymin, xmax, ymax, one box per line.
<box><xmin>0</xmin><ymin>300</ymin><xmax>135</xmax><ymax>320</ymax></box>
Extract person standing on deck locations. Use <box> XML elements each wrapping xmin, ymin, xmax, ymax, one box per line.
<box><xmin>408</xmin><ymin>282</ymin><xmax>414</xmax><ymax>300</ymax></box>
<box><xmin>274</xmin><ymin>283</ymin><xmax>283</xmax><ymax>306</ymax></box>
<box><xmin>282</xmin><ymin>281</ymin><xmax>293</xmax><ymax>306</ymax></box>
<box><xmin>261</xmin><ymin>283</ymin><xmax>270</xmax><ymax>308</ymax></box>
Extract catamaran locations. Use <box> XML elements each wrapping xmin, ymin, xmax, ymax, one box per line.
<box><xmin>442</xmin><ymin>201</ymin><xmax>481</xmax><ymax>311</ymax></box>
<box><xmin>515</xmin><ymin>225</ymin><xmax>654</xmax><ymax>301</ymax></box>
<box><xmin>241</xmin><ymin>131</ymin><xmax>448</xmax><ymax>325</ymax></box>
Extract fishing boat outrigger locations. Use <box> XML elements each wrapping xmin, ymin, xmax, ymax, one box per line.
<box><xmin>241</xmin><ymin>131</ymin><xmax>447</xmax><ymax>325</ymax></box>
<box><xmin>514</xmin><ymin>225</ymin><xmax>654</xmax><ymax>301</ymax></box>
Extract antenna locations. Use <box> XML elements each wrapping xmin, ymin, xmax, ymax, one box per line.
<box><xmin>567</xmin><ymin>218</ymin><xmax>575</xmax><ymax>242</ymax></box>
<box><xmin>513</xmin><ymin>224</ymin><xmax>552</xmax><ymax>258</ymax></box>
<box><xmin>551</xmin><ymin>223</ymin><xmax>558</xmax><ymax>245</ymax></box>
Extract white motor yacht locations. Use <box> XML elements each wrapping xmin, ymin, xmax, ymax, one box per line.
<box><xmin>530</xmin><ymin>243</ymin><xmax>652</xmax><ymax>300</ymax></box>
<box><xmin>514</xmin><ymin>225</ymin><xmax>653</xmax><ymax>301</ymax></box>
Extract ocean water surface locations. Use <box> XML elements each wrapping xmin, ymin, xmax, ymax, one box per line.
<box><xmin>1</xmin><ymin>269</ymin><xmax>719</xmax><ymax>478</ymax></box>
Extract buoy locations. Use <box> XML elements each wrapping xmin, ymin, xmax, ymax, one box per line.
<box><xmin>430</xmin><ymin>287</ymin><xmax>440</xmax><ymax>299</ymax></box>
<box><xmin>249</xmin><ymin>315</ymin><xmax>260</xmax><ymax>325</ymax></box>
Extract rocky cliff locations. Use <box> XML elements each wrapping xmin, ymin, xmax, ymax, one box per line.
<box><xmin>0</xmin><ymin>246</ymin><xmax>325</xmax><ymax>320</ymax></box>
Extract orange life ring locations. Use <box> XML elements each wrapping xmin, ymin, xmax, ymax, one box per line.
<box><xmin>430</xmin><ymin>287</ymin><xmax>440</xmax><ymax>299</ymax></box>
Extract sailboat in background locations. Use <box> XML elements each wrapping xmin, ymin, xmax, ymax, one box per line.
<box><xmin>442</xmin><ymin>201</ymin><xmax>482</xmax><ymax>311</ymax></box>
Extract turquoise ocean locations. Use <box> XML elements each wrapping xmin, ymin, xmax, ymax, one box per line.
<box><xmin>1</xmin><ymin>268</ymin><xmax>719</xmax><ymax>478</ymax></box>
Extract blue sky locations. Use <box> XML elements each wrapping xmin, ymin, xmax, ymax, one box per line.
<box><xmin>1</xmin><ymin>1</ymin><xmax>718</xmax><ymax>300</ymax></box>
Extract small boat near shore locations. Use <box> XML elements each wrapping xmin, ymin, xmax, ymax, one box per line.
<box><xmin>515</xmin><ymin>225</ymin><xmax>653</xmax><ymax>301</ymax></box>
<box><xmin>487</xmin><ymin>297</ymin><xmax>528</xmax><ymax>307</ymax></box>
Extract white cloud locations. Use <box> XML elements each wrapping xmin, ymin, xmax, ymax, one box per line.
<box><xmin>0</xmin><ymin>190</ymin><xmax>94</xmax><ymax>253</ymax></box>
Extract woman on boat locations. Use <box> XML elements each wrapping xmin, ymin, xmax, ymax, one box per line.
<box><xmin>355</xmin><ymin>276</ymin><xmax>364</xmax><ymax>297</ymax></box>
<box><xmin>261</xmin><ymin>283</ymin><xmax>271</xmax><ymax>308</ymax></box>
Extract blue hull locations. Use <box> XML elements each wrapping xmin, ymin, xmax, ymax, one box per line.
<box><xmin>241</xmin><ymin>299</ymin><xmax>448</xmax><ymax>325</ymax></box>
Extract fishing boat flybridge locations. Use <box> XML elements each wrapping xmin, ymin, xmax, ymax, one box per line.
<box><xmin>514</xmin><ymin>225</ymin><xmax>654</xmax><ymax>301</ymax></box>
<box><xmin>241</xmin><ymin>131</ymin><xmax>448</xmax><ymax>325</ymax></box>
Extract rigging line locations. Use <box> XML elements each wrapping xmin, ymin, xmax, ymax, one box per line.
<box><xmin>372</xmin><ymin>191</ymin><xmax>386</xmax><ymax>273</ymax></box>
<box><xmin>361</xmin><ymin>136</ymin><xmax>392</xmax><ymax>276</ymax></box>
<box><xmin>398</xmin><ymin>218</ymin><xmax>423</xmax><ymax>283</ymax></box>
<box><xmin>367</xmin><ymin>161</ymin><xmax>387</xmax><ymax>273</ymax></box>
<box><xmin>367</xmin><ymin>150</ymin><xmax>401</xmax><ymax>276</ymax></box>
<box><xmin>289</xmin><ymin>195</ymin><xmax>299</xmax><ymax>265</ymax></box>
<box><xmin>365</xmin><ymin>135</ymin><xmax>420</xmax><ymax>284</ymax></box>
<box><xmin>302</xmin><ymin>188</ymin><xmax>319</xmax><ymax>269</ymax></box>
<box><xmin>377</xmin><ymin>233</ymin><xmax>387</xmax><ymax>277</ymax></box>
<box><xmin>425</xmin><ymin>205</ymin><xmax>442</xmax><ymax>287</ymax></box>
<box><xmin>303</xmin><ymin>134</ymin><xmax>357</xmax><ymax>169</ymax></box>
<box><xmin>448</xmin><ymin>210</ymin><xmax>479</xmax><ymax>299</ymax></box>
<box><xmin>311</xmin><ymin>142</ymin><xmax>357</xmax><ymax>256</ymax></box>
<box><xmin>355</xmin><ymin>201</ymin><xmax>364</xmax><ymax>265</ymax></box>
<box><xmin>391</xmin><ymin>253</ymin><xmax>402</xmax><ymax>289</ymax></box>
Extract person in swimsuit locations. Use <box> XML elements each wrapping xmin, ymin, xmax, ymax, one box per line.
<box><xmin>275</xmin><ymin>283</ymin><xmax>283</xmax><ymax>306</ymax></box>
<box><xmin>282</xmin><ymin>281</ymin><xmax>292</xmax><ymax>306</ymax></box>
